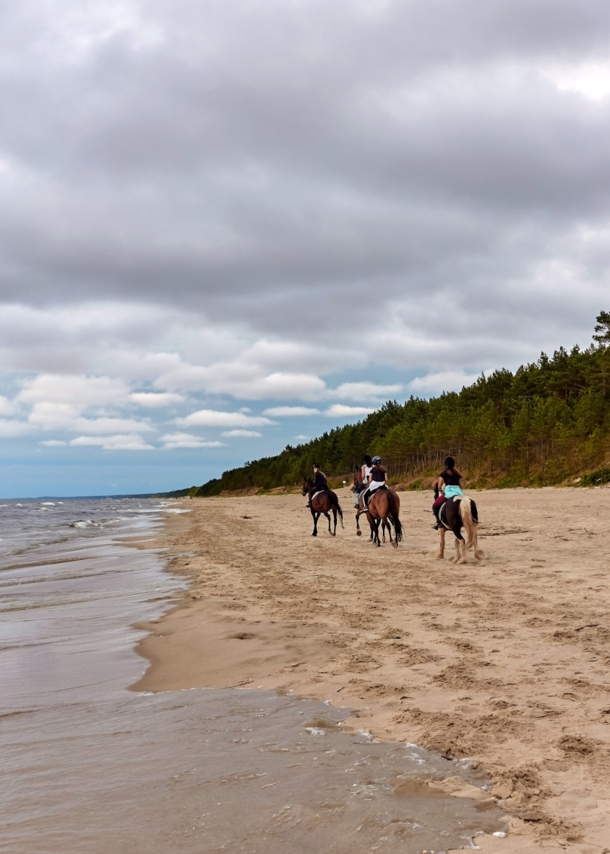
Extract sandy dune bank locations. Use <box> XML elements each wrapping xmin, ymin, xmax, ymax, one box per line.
<box><xmin>133</xmin><ymin>488</ymin><xmax>610</xmax><ymax>854</ymax></box>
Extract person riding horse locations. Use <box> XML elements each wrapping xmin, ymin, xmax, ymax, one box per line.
<box><xmin>432</xmin><ymin>456</ymin><xmax>463</xmax><ymax>529</ymax></box>
<box><xmin>307</xmin><ymin>463</ymin><xmax>328</xmax><ymax>507</ymax></box>
<box><xmin>354</xmin><ymin>454</ymin><xmax>373</xmax><ymax>507</ymax></box>
<box><xmin>361</xmin><ymin>455</ymin><xmax>387</xmax><ymax>508</ymax></box>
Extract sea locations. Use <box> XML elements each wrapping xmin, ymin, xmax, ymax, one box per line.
<box><xmin>0</xmin><ymin>498</ymin><xmax>507</xmax><ymax>853</ymax></box>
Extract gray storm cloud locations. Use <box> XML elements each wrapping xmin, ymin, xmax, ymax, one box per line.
<box><xmin>1</xmin><ymin>0</ymin><xmax>610</xmax><ymax>376</ymax></box>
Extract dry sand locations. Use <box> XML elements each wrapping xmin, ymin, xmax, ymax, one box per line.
<box><xmin>132</xmin><ymin>487</ymin><xmax>610</xmax><ymax>854</ymax></box>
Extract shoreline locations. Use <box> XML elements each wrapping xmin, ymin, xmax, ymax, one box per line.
<box><xmin>132</xmin><ymin>488</ymin><xmax>610</xmax><ymax>854</ymax></box>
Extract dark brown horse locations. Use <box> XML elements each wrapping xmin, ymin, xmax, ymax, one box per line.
<box><xmin>356</xmin><ymin>487</ymin><xmax>402</xmax><ymax>547</ymax></box>
<box><xmin>302</xmin><ymin>478</ymin><xmax>344</xmax><ymax>537</ymax></box>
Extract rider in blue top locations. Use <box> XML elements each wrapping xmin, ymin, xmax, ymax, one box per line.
<box><xmin>432</xmin><ymin>456</ymin><xmax>463</xmax><ymax>528</ymax></box>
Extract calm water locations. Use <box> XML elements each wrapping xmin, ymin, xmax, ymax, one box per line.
<box><xmin>0</xmin><ymin>499</ymin><xmax>507</xmax><ymax>853</ymax></box>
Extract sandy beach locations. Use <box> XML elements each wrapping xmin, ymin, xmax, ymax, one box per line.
<box><xmin>133</xmin><ymin>488</ymin><xmax>610</xmax><ymax>854</ymax></box>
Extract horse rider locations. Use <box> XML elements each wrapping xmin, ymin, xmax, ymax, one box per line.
<box><xmin>354</xmin><ymin>454</ymin><xmax>373</xmax><ymax>508</ymax></box>
<box><xmin>432</xmin><ymin>456</ymin><xmax>464</xmax><ymax>529</ymax></box>
<box><xmin>361</xmin><ymin>455</ymin><xmax>387</xmax><ymax>507</ymax></box>
<box><xmin>307</xmin><ymin>463</ymin><xmax>329</xmax><ymax>507</ymax></box>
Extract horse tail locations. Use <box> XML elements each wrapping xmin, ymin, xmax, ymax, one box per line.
<box><xmin>459</xmin><ymin>497</ymin><xmax>482</xmax><ymax>558</ymax></box>
<box><xmin>389</xmin><ymin>492</ymin><xmax>402</xmax><ymax>542</ymax></box>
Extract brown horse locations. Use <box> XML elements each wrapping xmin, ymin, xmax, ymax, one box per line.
<box><xmin>302</xmin><ymin>478</ymin><xmax>344</xmax><ymax>537</ymax></box>
<box><xmin>356</xmin><ymin>487</ymin><xmax>402</xmax><ymax>547</ymax></box>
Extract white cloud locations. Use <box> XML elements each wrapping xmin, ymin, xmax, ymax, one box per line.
<box><xmin>40</xmin><ymin>440</ymin><xmax>67</xmax><ymax>446</ymax></box>
<box><xmin>0</xmin><ymin>395</ymin><xmax>18</xmax><ymax>416</ymax></box>
<box><xmin>69</xmin><ymin>434</ymin><xmax>154</xmax><ymax>451</ymax></box>
<box><xmin>179</xmin><ymin>409</ymin><xmax>274</xmax><ymax>427</ymax></box>
<box><xmin>160</xmin><ymin>432</ymin><xmax>225</xmax><ymax>449</ymax></box>
<box><xmin>262</xmin><ymin>406</ymin><xmax>321</xmax><ymax>417</ymax></box>
<box><xmin>407</xmin><ymin>371</ymin><xmax>481</xmax><ymax>396</ymax></box>
<box><xmin>156</xmin><ymin>358</ymin><xmax>327</xmax><ymax>400</ymax></box>
<box><xmin>221</xmin><ymin>429</ymin><xmax>262</xmax><ymax>437</ymax></box>
<box><xmin>542</xmin><ymin>61</ymin><xmax>610</xmax><ymax>101</ymax></box>
<box><xmin>27</xmin><ymin>403</ymin><xmax>154</xmax><ymax>434</ymax></box>
<box><xmin>0</xmin><ymin>420</ymin><xmax>31</xmax><ymax>437</ymax></box>
<box><xmin>129</xmin><ymin>392</ymin><xmax>184</xmax><ymax>408</ymax></box>
<box><xmin>18</xmin><ymin>374</ymin><xmax>129</xmax><ymax>407</ymax></box>
<box><xmin>325</xmin><ymin>404</ymin><xmax>374</xmax><ymax>417</ymax></box>
<box><xmin>331</xmin><ymin>382</ymin><xmax>403</xmax><ymax>401</ymax></box>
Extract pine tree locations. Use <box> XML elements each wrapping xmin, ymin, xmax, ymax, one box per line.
<box><xmin>593</xmin><ymin>310</ymin><xmax>610</xmax><ymax>346</ymax></box>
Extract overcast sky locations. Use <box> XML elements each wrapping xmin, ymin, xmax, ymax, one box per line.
<box><xmin>1</xmin><ymin>0</ymin><xmax>610</xmax><ymax>496</ymax></box>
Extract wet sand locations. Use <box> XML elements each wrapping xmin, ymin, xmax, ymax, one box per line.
<box><xmin>134</xmin><ymin>487</ymin><xmax>610</xmax><ymax>853</ymax></box>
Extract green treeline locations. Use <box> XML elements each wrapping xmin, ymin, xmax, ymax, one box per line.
<box><xmin>193</xmin><ymin>314</ymin><xmax>610</xmax><ymax>495</ymax></box>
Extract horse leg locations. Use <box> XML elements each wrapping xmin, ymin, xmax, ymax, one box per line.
<box><xmin>332</xmin><ymin>507</ymin><xmax>337</xmax><ymax>536</ymax></box>
<box><xmin>458</xmin><ymin>536</ymin><xmax>468</xmax><ymax>564</ymax></box>
<box><xmin>312</xmin><ymin>510</ymin><xmax>319</xmax><ymax>537</ymax></box>
<box><xmin>325</xmin><ymin>511</ymin><xmax>332</xmax><ymax>535</ymax></box>
<box><xmin>454</xmin><ymin>532</ymin><xmax>468</xmax><ymax>564</ymax></box>
<box><xmin>366</xmin><ymin>511</ymin><xmax>376</xmax><ymax>543</ymax></box>
<box><xmin>472</xmin><ymin>521</ymin><xmax>484</xmax><ymax>560</ymax></box>
<box><xmin>436</xmin><ymin>528</ymin><xmax>445</xmax><ymax>559</ymax></box>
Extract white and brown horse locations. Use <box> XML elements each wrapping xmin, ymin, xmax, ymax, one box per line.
<box><xmin>435</xmin><ymin>494</ymin><xmax>483</xmax><ymax>564</ymax></box>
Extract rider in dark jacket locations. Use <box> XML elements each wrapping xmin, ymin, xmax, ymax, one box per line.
<box><xmin>308</xmin><ymin>464</ymin><xmax>328</xmax><ymax>506</ymax></box>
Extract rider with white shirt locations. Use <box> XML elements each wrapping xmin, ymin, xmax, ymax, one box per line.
<box><xmin>362</xmin><ymin>456</ymin><xmax>387</xmax><ymax>507</ymax></box>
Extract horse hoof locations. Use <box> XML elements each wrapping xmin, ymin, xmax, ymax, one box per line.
<box><xmin>356</xmin><ymin>530</ymin><xmax>362</xmax><ymax>537</ymax></box>
<box><xmin>392</xmin><ymin>541</ymin><xmax>398</xmax><ymax>549</ymax></box>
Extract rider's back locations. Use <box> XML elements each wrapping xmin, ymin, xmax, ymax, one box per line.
<box><xmin>370</xmin><ymin>464</ymin><xmax>386</xmax><ymax>483</ymax></box>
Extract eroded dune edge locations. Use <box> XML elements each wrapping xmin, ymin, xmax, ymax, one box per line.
<box><xmin>133</xmin><ymin>488</ymin><xmax>610</xmax><ymax>854</ymax></box>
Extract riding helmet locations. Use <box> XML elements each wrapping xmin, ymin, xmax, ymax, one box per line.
<box><xmin>372</xmin><ymin>455</ymin><xmax>381</xmax><ymax>464</ymax></box>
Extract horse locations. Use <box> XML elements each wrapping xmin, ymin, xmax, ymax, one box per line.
<box><xmin>356</xmin><ymin>486</ymin><xmax>402</xmax><ymax>547</ymax></box>
<box><xmin>434</xmin><ymin>493</ymin><xmax>484</xmax><ymax>564</ymax></box>
<box><xmin>302</xmin><ymin>478</ymin><xmax>344</xmax><ymax>537</ymax></box>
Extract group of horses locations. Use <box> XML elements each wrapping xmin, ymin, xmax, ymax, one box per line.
<box><xmin>302</xmin><ymin>470</ymin><xmax>483</xmax><ymax>565</ymax></box>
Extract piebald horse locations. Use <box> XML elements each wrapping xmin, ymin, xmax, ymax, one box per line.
<box><xmin>302</xmin><ymin>478</ymin><xmax>344</xmax><ymax>537</ymax></box>
<box><xmin>435</xmin><ymin>490</ymin><xmax>484</xmax><ymax>564</ymax></box>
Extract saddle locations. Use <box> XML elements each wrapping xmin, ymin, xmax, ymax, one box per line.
<box><xmin>311</xmin><ymin>489</ymin><xmax>327</xmax><ymax>502</ymax></box>
<box><xmin>363</xmin><ymin>483</ymin><xmax>387</xmax><ymax>508</ymax></box>
<box><xmin>436</xmin><ymin>495</ymin><xmax>459</xmax><ymax>528</ymax></box>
